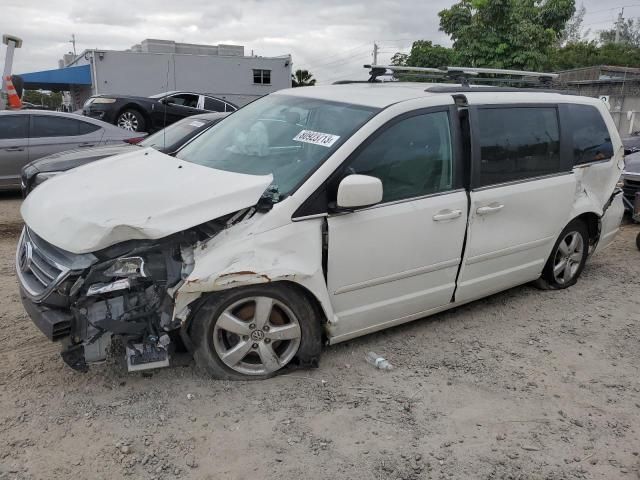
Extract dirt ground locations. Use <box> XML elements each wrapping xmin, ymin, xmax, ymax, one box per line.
<box><xmin>1</xmin><ymin>192</ymin><xmax>639</xmax><ymax>480</ymax></box>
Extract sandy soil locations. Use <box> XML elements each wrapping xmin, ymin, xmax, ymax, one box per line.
<box><xmin>1</xmin><ymin>192</ymin><xmax>639</xmax><ymax>480</ymax></box>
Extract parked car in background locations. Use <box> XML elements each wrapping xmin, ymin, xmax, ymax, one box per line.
<box><xmin>0</xmin><ymin>110</ymin><xmax>145</xmax><ymax>191</ymax></box>
<box><xmin>17</xmin><ymin>80</ymin><xmax>624</xmax><ymax>378</ymax></box>
<box><xmin>83</xmin><ymin>91</ymin><xmax>238</xmax><ymax>133</ymax></box>
<box><xmin>621</xmin><ymin>137</ymin><xmax>640</xmax><ymax>213</ymax></box>
<box><xmin>21</xmin><ymin>112</ymin><xmax>229</xmax><ymax>195</ymax></box>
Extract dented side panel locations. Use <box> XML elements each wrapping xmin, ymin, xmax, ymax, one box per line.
<box><xmin>174</xmin><ymin>218</ymin><xmax>336</xmax><ymax>328</ymax></box>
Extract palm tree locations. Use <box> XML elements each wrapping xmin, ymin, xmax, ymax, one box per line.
<box><xmin>291</xmin><ymin>69</ymin><xmax>316</xmax><ymax>87</ymax></box>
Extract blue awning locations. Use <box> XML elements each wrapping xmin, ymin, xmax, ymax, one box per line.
<box><xmin>18</xmin><ymin>65</ymin><xmax>92</xmax><ymax>90</ymax></box>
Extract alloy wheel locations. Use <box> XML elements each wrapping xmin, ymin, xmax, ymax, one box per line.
<box><xmin>212</xmin><ymin>296</ymin><xmax>302</xmax><ymax>375</ymax></box>
<box><xmin>552</xmin><ymin>231</ymin><xmax>584</xmax><ymax>285</ymax></box>
<box><xmin>117</xmin><ymin>112</ymin><xmax>138</xmax><ymax>131</ymax></box>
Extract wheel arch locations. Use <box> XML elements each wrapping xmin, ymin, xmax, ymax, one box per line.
<box><xmin>116</xmin><ymin>103</ymin><xmax>151</xmax><ymax>128</ymax></box>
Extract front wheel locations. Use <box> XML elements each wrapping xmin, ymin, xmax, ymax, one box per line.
<box><xmin>191</xmin><ymin>284</ymin><xmax>322</xmax><ymax>380</ymax></box>
<box><xmin>116</xmin><ymin>109</ymin><xmax>145</xmax><ymax>132</ymax></box>
<box><xmin>536</xmin><ymin>219</ymin><xmax>589</xmax><ymax>290</ymax></box>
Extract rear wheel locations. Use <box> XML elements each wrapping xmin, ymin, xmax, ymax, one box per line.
<box><xmin>191</xmin><ymin>285</ymin><xmax>322</xmax><ymax>380</ymax></box>
<box><xmin>116</xmin><ymin>109</ymin><xmax>145</xmax><ymax>132</ymax></box>
<box><xmin>536</xmin><ymin>219</ymin><xmax>589</xmax><ymax>289</ymax></box>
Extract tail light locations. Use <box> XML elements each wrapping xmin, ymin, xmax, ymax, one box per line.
<box><xmin>124</xmin><ymin>137</ymin><xmax>145</xmax><ymax>145</ymax></box>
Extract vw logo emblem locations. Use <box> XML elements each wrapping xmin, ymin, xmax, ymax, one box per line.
<box><xmin>251</xmin><ymin>330</ymin><xmax>265</xmax><ymax>341</ymax></box>
<box><xmin>19</xmin><ymin>242</ymin><xmax>33</xmax><ymax>273</ymax></box>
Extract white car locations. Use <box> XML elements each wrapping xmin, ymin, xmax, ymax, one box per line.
<box><xmin>17</xmin><ymin>78</ymin><xmax>624</xmax><ymax>379</ymax></box>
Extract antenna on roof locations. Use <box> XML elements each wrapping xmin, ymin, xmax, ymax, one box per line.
<box><xmin>363</xmin><ymin>64</ymin><xmax>558</xmax><ymax>86</ymax></box>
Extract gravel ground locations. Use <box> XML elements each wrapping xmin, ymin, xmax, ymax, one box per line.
<box><xmin>1</xmin><ymin>192</ymin><xmax>639</xmax><ymax>480</ymax></box>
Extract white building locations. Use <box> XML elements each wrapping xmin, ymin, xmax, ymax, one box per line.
<box><xmin>20</xmin><ymin>39</ymin><xmax>292</xmax><ymax>110</ymax></box>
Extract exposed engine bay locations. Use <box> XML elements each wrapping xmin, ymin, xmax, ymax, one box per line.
<box><xmin>18</xmin><ymin>208</ymin><xmax>258</xmax><ymax>372</ymax></box>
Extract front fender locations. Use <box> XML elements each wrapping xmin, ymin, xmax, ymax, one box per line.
<box><xmin>172</xmin><ymin>219</ymin><xmax>336</xmax><ymax>328</ymax></box>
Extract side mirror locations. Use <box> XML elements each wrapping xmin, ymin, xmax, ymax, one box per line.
<box><xmin>161</xmin><ymin>98</ymin><xmax>175</xmax><ymax>105</ymax></box>
<box><xmin>336</xmin><ymin>174</ymin><xmax>383</xmax><ymax>209</ymax></box>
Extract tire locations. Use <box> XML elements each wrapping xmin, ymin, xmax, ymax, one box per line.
<box><xmin>190</xmin><ymin>284</ymin><xmax>322</xmax><ymax>380</ymax></box>
<box><xmin>535</xmin><ymin>219</ymin><xmax>589</xmax><ymax>290</ymax></box>
<box><xmin>116</xmin><ymin>109</ymin><xmax>145</xmax><ymax>132</ymax></box>
<box><xmin>636</xmin><ymin>232</ymin><xmax>640</xmax><ymax>251</ymax></box>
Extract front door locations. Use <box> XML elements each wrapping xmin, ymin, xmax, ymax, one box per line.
<box><xmin>326</xmin><ymin>108</ymin><xmax>468</xmax><ymax>340</ymax></box>
<box><xmin>152</xmin><ymin>93</ymin><xmax>201</xmax><ymax>129</ymax></box>
<box><xmin>0</xmin><ymin>114</ymin><xmax>29</xmax><ymax>189</ymax></box>
<box><xmin>455</xmin><ymin>104</ymin><xmax>576</xmax><ymax>303</ymax></box>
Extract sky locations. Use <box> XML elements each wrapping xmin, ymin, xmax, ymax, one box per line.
<box><xmin>1</xmin><ymin>0</ymin><xmax>638</xmax><ymax>85</ymax></box>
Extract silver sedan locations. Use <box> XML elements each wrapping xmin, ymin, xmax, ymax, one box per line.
<box><xmin>0</xmin><ymin>110</ymin><xmax>144</xmax><ymax>191</ymax></box>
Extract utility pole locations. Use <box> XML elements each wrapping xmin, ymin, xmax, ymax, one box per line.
<box><xmin>70</xmin><ymin>33</ymin><xmax>77</xmax><ymax>56</ymax></box>
<box><xmin>615</xmin><ymin>8</ymin><xmax>624</xmax><ymax>44</ymax></box>
<box><xmin>373</xmin><ymin>42</ymin><xmax>379</xmax><ymax>66</ymax></box>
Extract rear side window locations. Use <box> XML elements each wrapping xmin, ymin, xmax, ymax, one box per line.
<box><xmin>347</xmin><ymin>111</ymin><xmax>453</xmax><ymax>203</ymax></box>
<box><xmin>565</xmin><ymin>104</ymin><xmax>613</xmax><ymax>165</ymax></box>
<box><xmin>476</xmin><ymin>107</ymin><xmax>560</xmax><ymax>187</ymax></box>
<box><xmin>204</xmin><ymin>97</ymin><xmax>227</xmax><ymax>112</ymax></box>
<box><xmin>0</xmin><ymin>115</ymin><xmax>28</xmax><ymax>139</ymax></box>
<box><xmin>31</xmin><ymin>116</ymin><xmax>100</xmax><ymax>137</ymax></box>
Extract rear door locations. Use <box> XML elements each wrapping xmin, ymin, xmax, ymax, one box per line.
<box><xmin>0</xmin><ymin>114</ymin><xmax>30</xmax><ymax>189</ymax></box>
<box><xmin>455</xmin><ymin>103</ymin><xmax>576</xmax><ymax>303</ymax></box>
<box><xmin>325</xmin><ymin>107</ymin><xmax>468</xmax><ymax>339</ymax></box>
<box><xmin>28</xmin><ymin>114</ymin><xmax>104</xmax><ymax>162</ymax></box>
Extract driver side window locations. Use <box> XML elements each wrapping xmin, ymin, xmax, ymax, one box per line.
<box><xmin>167</xmin><ymin>94</ymin><xmax>199</xmax><ymax>108</ymax></box>
<box><xmin>347</xmin><ymin>111</ymin><xmax>453</xmax><ymax>203</ymax></box>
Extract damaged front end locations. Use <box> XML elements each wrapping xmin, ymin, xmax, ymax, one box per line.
<box><xmin>17</xmin><ymin>210</ymin><xmax>255</xmax><ymax>372</ymax></box>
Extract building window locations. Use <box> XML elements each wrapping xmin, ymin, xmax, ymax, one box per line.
<box><xmin>253</xmin><ymin>69</ymin><xmax>271</xmax><ymax>85</ymax></box>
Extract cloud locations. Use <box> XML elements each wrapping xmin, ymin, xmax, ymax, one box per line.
<box><xmin>0</xmin><ymin>0</ymin><xmax>625</xmax><ymax>83</ymax></box>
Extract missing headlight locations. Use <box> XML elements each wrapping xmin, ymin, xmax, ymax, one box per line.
<box><xmin>104</xmin><ymin>256</ymin><xmax>147</xmax><ymax>278</ymax></box>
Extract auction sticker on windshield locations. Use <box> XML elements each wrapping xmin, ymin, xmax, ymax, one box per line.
<box><xmin>293</xmin><ymin>130</ymin><xmax>340</xmax><ymax>147</ymax></box>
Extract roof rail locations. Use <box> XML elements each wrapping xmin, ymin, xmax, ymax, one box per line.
<box><xmin>364</xmin><ymin>64</ymin><xmax>558</xmax><ymax>86</ymax></box>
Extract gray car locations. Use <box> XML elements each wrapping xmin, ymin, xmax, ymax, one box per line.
<box><xmin>0</xmin><ymin>110</ymin><xmax>144</xmax><ymax>190</ymax></box>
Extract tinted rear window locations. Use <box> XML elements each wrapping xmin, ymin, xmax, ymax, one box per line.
<box><xmin>565</xmin><ymin>104</ymin><xmax>613</xmax><ymax>165</ymax></box>
<box><xmin>0</xmin><ymin>115</ymin><xmax>28</xmax><ymax>139</ymax></box>
<box><xmin>31</xmin><ymin>115</ymin><xmax>101</xmax><ymax>137</ymax></box>
<box><xmin>476</xmin><ymin>107</ymin><xmax>561</xmax><ymax>187</ymax></box>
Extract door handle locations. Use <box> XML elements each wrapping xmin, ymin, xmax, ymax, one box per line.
<box><xmin>78</xmin><ymin>143</ymin><xmax>96</xmax><ymax>148</ymax></box>
<box><xmin>476</xmin><ymin>203</ymin><xmax>504</xmax><ymax>215</ymax></box>
<box><xmin>4</xmin><ymin>146</ymin><xmax>24</xmax><ymax>152</ymax></box>
<box><xmin>433</xmin><ymin>209</ymin><xmax>463</xmax><ymax>221</ymax></box>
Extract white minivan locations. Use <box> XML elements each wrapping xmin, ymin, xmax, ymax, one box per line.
<box><xmin>17</xmin><ymin>78</ymin><xmax>624</xmax><ymax>379</ymax></box>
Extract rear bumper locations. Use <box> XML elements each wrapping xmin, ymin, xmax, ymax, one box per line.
<box><xmin>20</xmin><ymin>288</ymin><xmax>72</xmax><ymax>341</ymax></box>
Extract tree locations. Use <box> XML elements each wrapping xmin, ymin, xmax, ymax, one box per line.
<box><xmin>549</xmin><ymin>41</ymin><xmax>640</xmax><ymax>70</ymax></box>
<box><xmin>558</xmin><ymin>4</ymin><xmax>588</xmax><ymax>46</ymax></box>
<box><xmin>599</xmin><ymin>18</ymin><xmax>640</xmax><ymax>46</ymax></box>
<box><xmin>437</xmin><ymin>0</ymin><xmax>575</xmax><ymax>70</ymax></box>
<box><xmin>291</xmin><ymin>69</ymin><xmax>316</xmax><ymax>87</ymax></box>
<box><xmin>403</xmin><ymin>40</ymin><xmax>458</xmax><ymax>68</ymax></box>
<box><xmin>22</xmin><ymin>90</ymin><xmax>63</xmax><ymax>109</ymax></box>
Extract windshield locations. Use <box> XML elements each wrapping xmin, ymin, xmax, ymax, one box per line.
<box><xmin>140</xmin><ymin>117</ymin><xmax>211</xmax><ymax>150</ymax></box>
<box><xmin>176</xmin><ymin>94</ymin><xmax>379</xmax><ymax>199</ymax></box>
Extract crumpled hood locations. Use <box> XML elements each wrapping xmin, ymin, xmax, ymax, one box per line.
<box><xmin>21</xmin><ymin>148</ymin><xmax>272</xmax><ymax>254</ymax></box>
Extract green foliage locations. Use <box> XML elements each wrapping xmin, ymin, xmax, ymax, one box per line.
<box><xmin>549</xmin><ymin>41</ymin><xmax>640</xmax><ymax>70</ymax></box>
<box><xmin>437</xmin><ymin>0</ymin><xmax>575</xmax><ymax>70</ymax></box>
<box><xmin>392</xmin><ymin>0</ymin><xmax>640</xmax><ymax>74</ymax></box>
<box><xmin>291</xmin><ymin>69</ymin><xmax>316</xmax><ymax>87</ymax></box>
<box><xmin>402</xmin><ymin>40</ymin><xmax>458</xmax><ymax>68</ymax></box>
<box><xmin>22</xmin><ymin>90</ymin><xmax>63</xmax><ymax>109</ymax></box>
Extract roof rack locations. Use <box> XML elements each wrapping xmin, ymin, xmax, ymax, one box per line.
<box><xmin>364</xmin><ymin>65</ymin><xmax>558</xmax><ymax>86</ymax></box>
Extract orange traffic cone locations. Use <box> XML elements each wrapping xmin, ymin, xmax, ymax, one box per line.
<box><xmin>4</xmin><ymin>76</ymin><xmax>22</xmax><ymax>109</ymax></box>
